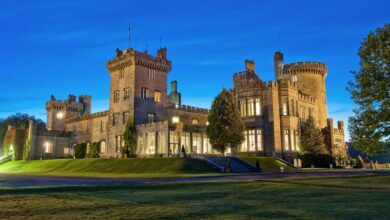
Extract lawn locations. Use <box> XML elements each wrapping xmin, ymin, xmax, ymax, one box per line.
<box><xmin>0</xmin><ymin>175</ymin><xmax>389</xmax><ymax>219</ymax></box>
<box><xmin>0</xmin><ymin>158</ymin><xmax>219</xmax><ymax>178</ymax></box>
<box><xmin>240</xmin><ymin>156</ymin><xmax>296</xmax><ymax>172</ymax></box>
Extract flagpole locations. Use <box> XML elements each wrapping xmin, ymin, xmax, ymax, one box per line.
<box><xmin>128</xmin><ymin>26</ymin><xmax>131</xmax><ymax>49</ymax></box>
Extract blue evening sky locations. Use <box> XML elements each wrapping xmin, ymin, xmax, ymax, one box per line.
<box><xmin>0</xmin><ymin>0</ymin><xmax>389</xmax><ymax>140</ymax></box>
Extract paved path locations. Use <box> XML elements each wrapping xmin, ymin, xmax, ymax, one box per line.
<box><xmin>0</xmin><ymin>170</ymin><xmax>389</xmax><ymax>188</ymax></box>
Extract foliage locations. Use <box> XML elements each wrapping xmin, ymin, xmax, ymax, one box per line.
<box><xmin>23</xmin><ymin>138</ymin><xmax>31</xmax><ymax>160</ymax></box>
<box><xmin>206</xmin><ymin>89</ymin><xmax>245</xmax><ymax>154</ymax></box>
<box><xmin>74</xmin><ymin>143</ymin><xmax>87</xmax><ymax>159</ymax></box>
<box><xmin>355</xmin><ymin>155</ymin><xmax>365</xmax><ymax>168</ymax></box>
<box><xmin>300</xmin><ymin>117</ymin><xmax>328</xmax><ymax>155</ymax></box>
<box><xmin>299</xmin><ymin>153</ymin><xmax>335</xmax><ymax>168</ymax></box>
<box><xmin>0</xmin><ymin>113</ymin><xmax>45</xmax><ymax>149</ymax></box>
<box><xmin>87</xmin><ymin>142</ymin><xmax>100</xmax><ymax>158</ymax></box>
<box><xmin>347</xmin><ymin>24</ymin><xmax>390</xmax><ymax>156</ymax></box>
<box><xmin>122</xmin><ymin>117</ymin><xmax>137</xmax><ymax>158</ymax></box>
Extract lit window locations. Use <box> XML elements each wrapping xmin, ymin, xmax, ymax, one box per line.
<box><xmin>249</xmin><ymin>130</ymin><xmax>256</xmax><ymax>151</ymax></box>
<box><xmin>154</xmin><ymin>91</ymin><xmax>161</xmax><ymax>102</ymax></box>
<box><xmin>113</xmin><ymin>91</ymin><xmax>120</xmax><ymax>103</ymax></box>
<box><xmin>240</xmin><ymin>99</ymin><xmax>247</xmax><ymax>117</ymax></box>
<box><xmin>256</xmin><ymin>129</ymin><xmax>263</xmax><ymax>151</ymax></box>
<box><xmin>282</xmin><ymin>100</ymin><xmax>288</xmax><ymax>116</ymax></box>
<box><xmin>172</xmin><ymin>116</ymin><xmax>180</xmax><ymax>124</ymax></box>
<box><xmin>255</xmin><ymin>98</ymin><xmax>261</xmax><ymax>116</ymax></box>
<box><xmin>241</xmin><ymin>131</ymin><xmax>248</xmax><ymax>152</ymax></box>
<box><xmin>141</xmin><ymin>88</ymin><xmax>149</xmax><ymax>99</ymax></box>
<box><xmin>192</xmin><ymin>118</ymin><xmax>199</xmax><ymax>125</ymax></box>
<box><xmin>248</xmin><ymin>98</ymin><xmax>254</xmax><ymax>116</ymax></box>
<box><xmin>44</xmin><ymin>142</ymin><xmax>52</xmax><ymax>153</ymax></box>
<box><xmin>124</xmin><ymin>88</ymin><xmax>130</xmax><ymax>100</ymax></box>
<box><xmin>56</xmin><ymin>112</ymin><xmax>64</xmax><ymax>119</ymax></box>
<box><xmin>64</xmin><ymin>147</ymin><xmax>69</xmax><ymax>154</ymax></box>
<box><xmin>284</xmin><ymin>129</ymin><xmax>290</xmax><ymax>150</ymax></box>
<box><xmin>100</xmin><ymin>141</ymin><xmax>106</xmax><ymax>153</ymax></box>
<box><xmin>290</xmin><ymin>129</ymin><xmax>295</xmax><ymax>151</ymax></box>
<box><xmin>147</xmin><ymin>113</ymin><xmax>155</xmax><ymax>123</ymax></box>
<box><xmin>206</xmin><ymin>121</ymin><xmax>209</xmax><ymax>125</ymax></box>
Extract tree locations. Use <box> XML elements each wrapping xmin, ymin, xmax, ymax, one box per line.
<box><xmin>206</xmin><ymin>88</ymin><xmax>245</xmax><ymax>154</ymax></box>
<box><xmin>122</xmin><ymin>117</ymin><xmax>137</xmax><ymax>158</ymax></box>
<box><xmin>347</xmin><ymin>24</ymin><xmax>390</xmax><ymax>156</ymax></box>
<box><xmin>0</xmin><ymin>113</ymin><xmax>45</xmax><ymax>151</ymax></box>
<box><xmin>300</xmin><ymin>117</ymin><xmax>328</xmax><ymax>155</ymax></box>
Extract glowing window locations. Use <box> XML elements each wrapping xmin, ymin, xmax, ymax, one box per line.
<box><xmin>255</xmin><ymin>98</ymin><xmax>261</xmax><ymax>116</ymax></box>
<box><xmin>172</xmin><ymin>116</ymin><xmax>180</xmax><ymax>124</ymax></box>
<box><xmin>154</xmin><ymin>91</ymin><xmax>161</xmax><ymax>102</ymax></box>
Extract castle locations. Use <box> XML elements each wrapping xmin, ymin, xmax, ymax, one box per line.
<box><xmin>23</xmin><ymin>47</ymin><xmax>348</xmax><ymax>166</ymax></box>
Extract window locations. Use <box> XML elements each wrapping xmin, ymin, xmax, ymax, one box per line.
<box><xmin>241</xmin><ymin>131</ymin><xmax>248</xmax><ymax>152</ymax></box>
<box><xmin>44</xmin><ymin>142</ymin><xmax>52</xmax><ymax>153</ymax></box>
<box><xmin>147</xmin><ymin>132</ymin><xmax>156</xmax><ymax>155</ymax></box>
<box><xmin>147</xmin><ymin>113</ymin><xmax>155</xmax><ymax>123</ymax></box>
<box><xmin>124</xmin><ymin>88</ymin><xmax>130</xmax><ymax>100</ymax></box>
<box><xmin>113</xmin><ymin>114</ymin><xmax>119</xmax><ymax>126</ymax></box>
<box><xmin>119</xmin><ymin>69</ymin><xmax>124</xmax><ymax>79</ymax></box>
<box><xmin>248</xmin><ymin>98</ymin><xmax>254</xmax><ymax>116</ymax></box>
<box><xmin>249</xmin><ymin>130</ymin><xmax>256</xmax><ymax>151</ymax></box>
<box><xmin>100</xmin><ymin>141</ymin><xmax>106</xmax><ymax>153</ymax></box>
<box><xmin>172</xmin><ymin>116</ymin><xmax>180</xmax><ymax>124</ymax></box>
<box><xmin>169</xmin><ymin>131</ymin><xmax>179</xmax><ymax>155</ymax></box>
<box><xmin>154</xmin><ymin>91</ymin><xmax>161</xmax><ymax>102</ymax></box>
<box><xmin>181</xmin><ymin>132</ymin><xmax>191</xmax><ymax>154</ymax></box>
<box><xmin>100</xmin><ymin>120</ymin><xmax>105</xmax><ymax>132</ymax></box>
<box><xmin>113</xmin><ymin>91</ymin><xmax>120</xmax><ymax>103</ymax></box>
<box><xmin>295</xmin><ymin>130</ymin><xmax>300</xmax><ymax>151</ymax></box>
<box><xmin>284</xmin><ymin>129</ymin><xmax>290</xmax><ymax>150</ymax></box>
<box><xmin>240</xmin><ymin>99</ymin><xmax>247</xmax><ymax>117</ymax></box>
<box><xmin>255</xmin><ymin>98</ymin><xmax>261</xmax><ymax>116</ymax></box>
<box><xmin>192</xmin><ymin>118</ymin><xmax>199</xmax><ymax>125</ymax></box>
<box><xmin>148</xmin><ymin>69</ymin><xmax>156</xmax><ymax>78</ymax></box>
<box><xmin>192</xmin><ymin>133</ymin><xmax>202</xmax><ymax>154</ymax></box>
<box><xmin>141</xmin><ymin>88</ymin><xmax>149</xmax><ymax>99</ymax></box>
<box><xmin>290</xmin><ymin>129</ymin><xmax>295</xmax><ymax>151</ymax></box>
<box><xmin>64</xmin><ymin>147</ymin><xmax>70</xmax><ymax>155</ymax></box>
<box><xmin>115</xmin><ymin>135</ymin><xmax>121</xmax><ymax>152</ymax></box>
<box><xmin>256</xmin><ymin>129</ymin><xmax>263</xmax><ymax>151</ymax></box>
<box><xmin>123</xmin><ymin>112</ymin><xmax>129</xmax><ymax>124</ymax></box>
<box><xmin>291</xmin><ymin>100</ymin><xmax>295</xmax><ymax>116</ymax></box>
<box><xmin>282</xmin><ymin>100</ymin><xmax>288</xmax><ymax>116</ymax></box>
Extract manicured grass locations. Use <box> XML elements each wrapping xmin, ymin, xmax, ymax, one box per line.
<box><xmin>240</xmin><ymin>156</ymin><xmax>296</xmax><ymax>172</ymax></box>
<box><xmin>0</xmin><ymin>175</ymin><xmax>389</xmax><ymax>219</ymax></box>
<box><xmin>0</xmin><ymin>158</ymin><xmax>218</xmax><ymax>178</ymax></box>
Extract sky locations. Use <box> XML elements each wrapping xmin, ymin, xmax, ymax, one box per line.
<box><xmin>0</xmin><ymin>0</ymin><xmax>389</xmax><ymax>140</ymax></box>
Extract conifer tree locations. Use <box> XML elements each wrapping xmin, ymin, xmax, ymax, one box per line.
<box><xmin>206</xmin><ymin>89</ymin><xmax>245</xmax><ymax>154</ymax></box>
<box><xmin>123</xmin><ymin>117</ymin><xmax>137</xmax><ymax>157</ymax></box>
<box><xmin>300</xmin><ymin>117</ymin><xmax>328</xmax><ymax>155</ymax></box>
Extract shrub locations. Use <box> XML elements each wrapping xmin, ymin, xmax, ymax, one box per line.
<box><xmin>74</xmin><ymin>143</ymin><xmax>87</xmax><ymax>158</ymax></box>
<box><xmin>299</xmin><ymin>153</ymin><xmax>335</xmax><ymax>168</ymax></box>
<box><xmin>87</xmin><ymin>142</ymin><xmax>100</xmax><ymax>158</ymax></box>
<box><xmin>355</xmin><ymin>155</ymin><xmax>365</xmax><ymax>168</ymax></box>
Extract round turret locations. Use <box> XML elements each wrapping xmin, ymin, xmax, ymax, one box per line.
<box><xmin>283</xmin><ymin>61</ymin><xmax>328</xmax><ymax>128</ymax></box>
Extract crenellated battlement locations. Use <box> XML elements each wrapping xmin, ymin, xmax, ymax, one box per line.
<box><xmin>136</xmin><ymin>120</ymin><xmax>169</xmax><ymax>129</ymax></box>
<box><xmin>278</xmin><ymin>79</ymin><xmax>298</xmax><ymax>89</ymax></box>
<box><xmin>65</xmin><ymin>110</ymin><xmax>109</xmax><ymax>123</ymax></box>
<box><xmin>173</xmin><ymin>104</ymin><xmax>209</xmax><ymax>113</ymax></box>
<box><xmin>283</xmin><ymin>61</ymin><xmax>327</xmax><ymax>77</ymax></box>
<box><xmin>106</xmin><ymin>48</ymin><xmax>172</xmax><ymax>72</ymax></box>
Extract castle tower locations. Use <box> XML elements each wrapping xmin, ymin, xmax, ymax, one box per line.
<box><xmin>106</xmin><ymin>47</ymin><xmax>172</xmax><ymax>156</ymax></box>
<box><xmin>283</xmin><ymin>61</ymin><xmax>328</xmax><ymax>128</ymax></box>
<box><xmin>274</xmin><ymin>51</ymin><xmax>284</xmax><ymax>80</ymax></box>
<box><xmin>45</xmin><ymin>95</ymin><xmax>88</xmax><ymax>131</ymax></box>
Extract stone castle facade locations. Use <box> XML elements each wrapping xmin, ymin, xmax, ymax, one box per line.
<box><xmin>24</xmin><ymin>47</ymin><xmax>348</xmax><ymax>166</ymax></box>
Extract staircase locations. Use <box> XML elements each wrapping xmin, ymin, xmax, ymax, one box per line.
<box><xmin>202</xmin><ymin>156</ymin><xmax>257</xmax><ymax>173</ymax></box>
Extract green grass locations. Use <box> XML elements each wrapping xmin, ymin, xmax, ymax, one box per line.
<box><xmin>240</xmin><ymin>156</ymin><xmax>296</xmax><ymax>172</ymax></box>
<box><xmin>0</xmin><ymin>175</ymin><xmax>389</xmax><ymax>219</ymax></box>
<box><xmin>0</xmin><ymin>158</ymin><xmax>219</xmax><ymax>178</ymax></box>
